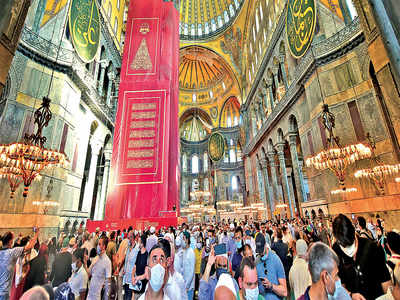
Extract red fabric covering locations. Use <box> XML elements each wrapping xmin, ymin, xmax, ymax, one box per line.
<box><xmin>105</xmin><ymin>0</ymin><xmax>180</xmax><ymax>220</ymax></box>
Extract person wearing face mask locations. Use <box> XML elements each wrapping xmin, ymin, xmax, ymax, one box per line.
<box><xmin>68</xmin><ymin>248</ymin><xmax>88</xmax><ymax>300</ymax></box>
<box><xmin>256</xmin><ymin>243</ymin><xmax>287</xmax><ymax>300</ymax></box>
<box><xmin>87</xmin><ymin>236</ymin><xmax>112</xmax><ymax>300</ymax></box>
<box><xmin>289</xmin><ymin>239</ymin><xmax>311</xmax><ymax>300</ymax></box>
<box><xmin>238</xmin><ymin>257</ymin><xmax>265</xmax><ymax>300</ymax></box>
<box><xmin>130</xmin><ymin>234</ymin><xmax>149</xmax><ymax>299</ymax></box>
<box><xmin>227</xmin><ymin>224</ymin><xmax>237</xmax><ymax>260</ymax></box>
<box><xmin>194</xmin><ymin>237</ymin><xmax>204</xmax><ymax>297</ymax></box>
<box><xmin>232</xmin><ymin>227</ymin><xmax>244</xmax><ymax>278</ymax></box>
<box><xmin>298</xmin><ymin>242</ymin><xmax>351</xmax><ymax>300</ymax></box>
<box><xmin>120</xmin><ymin>231</ymin><xmax>140</xmax><ymax>300</ymax></box>
<box><xmin>199</xmin><ymin>246</ymin><xmax>239</xmax><ymax>300</ymax></box>
<box><xmin>332</xmin><ymin>214</ymin><xmax>391</xmax><ymax>300</ymax></box>
<box><xmin>138</xmin><ymin>243</ymin><xmax>170</xmax><ymax>300</ymax></box>
<box><xmin>182</xmin><ymin>232</ymin><xmax>196</xmax><ymax>300</ymax></box>
<box><xmin>174</xmin><ymin>235</ymin><xmax>184</xmax><ymax>276</ymax></box>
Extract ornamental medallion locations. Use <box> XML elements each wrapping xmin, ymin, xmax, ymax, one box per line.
<box><xmin>69</xmin><ymin>0</ymin><xmax>100</xmax><ymax>63</ymax></box>
<box><xmin>286</xmin><ymin>0</ymin><xmax>317</xmax><ymax>58</ymax></box>
<box><xmin>208</xmin><ymin>132</ymin><xmax>225</xmax><ymax>162</ymax></box>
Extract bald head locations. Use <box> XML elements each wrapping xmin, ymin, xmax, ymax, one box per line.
<box><xmin>214</xmin><ymin>286</ymin><xmax>236</xmax><ymax>300</ymax></box>
<box><xmin>20</xmin><ymin>286</ymin><xmax>49</xmax><ymax>300</ymax></box>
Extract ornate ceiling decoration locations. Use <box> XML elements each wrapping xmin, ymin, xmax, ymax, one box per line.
<box><xmin>179</xmin><ymin>46</ymin><xmax>239</xmax><ymax>106</ymax></box>
<box><xmin>179</xmin><ymin>0</ymin><xmax>244</xmax><ymax>40</ymax></box>
<box><xmin>179</xmin><ymin>108</ymin><xmax>213</xmax><ymax>142</ymax></box>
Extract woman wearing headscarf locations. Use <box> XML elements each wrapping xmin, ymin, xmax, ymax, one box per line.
<box><xmin>23</xmin><ymin>243</ymin><xmax>48</xmax><ymax>292</ymax></box>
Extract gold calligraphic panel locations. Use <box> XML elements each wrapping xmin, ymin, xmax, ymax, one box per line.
<box><xmin>208</xmin><ymin>132</ymin><xmax>225</xmax><ymax>162</ymax></box>
<box><xmin>286</xmin><ymin>0</ymin><xmax>317</xmax><ymax>58</ymax></box>
<box><xmin>69</xmin><ymin>0</ymin><xmax>100</xmax><ymax>62</ymax></box>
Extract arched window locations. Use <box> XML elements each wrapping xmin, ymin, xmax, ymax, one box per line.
<box><xmin>255</xmin><ymin>8</ymin><xmax>260</xmax><ymax>32</ymax></box>
<box><xmin>203</xmin><ymin>152</ymin><xmax>208</xmax><ymax>172</ymax></box>
<box><xmin>234</xmin><ymin>116</ymin><xmax>238</xmax><ymax>126</ymax></box>
<box><xmin>346</xmin><ymin>0</ymin><xmax>358</xmax><ymax>20</ymax></box>
<box><xmin>229</xmin><ymin>148</ymin><xmax>236</xmax><ymax>163</ymax></box>
<box><xmin>227</xmin><ymin>116</ymin><xmax>232</xmax><ymax>127</ymax></box>
<box><xmin>192</xmin><ymin>155</ymin><xmax>199</xmax><ymax>174</ymax></box>
<box><xmin>182</xmin><ymin>154</ymin><xmax>187</xmax><ymax>172</ymax></box>
<box><xmin>232</xmin><ymin>176</ymin><xmax>239</xmax><ymax>191</ymax></box>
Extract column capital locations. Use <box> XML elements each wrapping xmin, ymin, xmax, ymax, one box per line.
<box><xmin>276</xmin><ymin>142</ymin><xmax>286</xmax><ymax>153</ymax></box>
<box><xmin>108</xmin><ymin>71</ymin><xmax>116</xmax><ymax>81</ymax></box>
<box><xmin>267</xmin><ymin>150</ymin><xmax>276</xmax><ymax>159</ymax></box>
<box><xmin>100</xmin><ymin>60</ymin><xmax>109</xmax><ymax>69</ymax></box>
<box><xmin>90</xmin><ymin>141</ymin><xmax>102</xmax><ymax>156</ymax></box>
<box><xmin>288</xmin><ymin>132</ymin><xmax>298</xmax><ymax>145</ymax></box>
<box><xmin>278</xmin><ymin>54</ymin><xmax>286</xmax><ymax>64</ymax></box>
<box><xmin>103</xmin><ymin>149</ymin><xmax>112</xmax><ymax>160</ymax></box>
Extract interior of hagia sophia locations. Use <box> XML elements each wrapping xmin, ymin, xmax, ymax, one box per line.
<box><xmin>0</xmin><ymin>0</ymin><xmax>399</xmax><ymax>236</ymax></box>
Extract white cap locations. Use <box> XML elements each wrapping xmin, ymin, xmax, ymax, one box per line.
<box><xmin>215</xmin><ymin>273</ymin><xmax>236</xmax><ymax>296</ymax></box>
<box><xmin>150</xmin><ymin>226</ymin><xmax>156</xmax><ymax>234</ymax></box>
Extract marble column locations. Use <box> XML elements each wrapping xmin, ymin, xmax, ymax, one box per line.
<box><xmin>289</xmin><ymin>132</ymin><xmax>308</xmax><ymax>203</ymax></box>
<box><xmin>286</xmin><ymin>167</ymin><xmax>297</xmax><ymax>215</ymax></box>
<box><xmin>266</xmin><ymin>79</ymin><xmax>275</xmax><ymax>110</ymax></box>
<box><xmin>94</xmin><ymin>149</ymin><xmax>112</xmax><ymax>220</ymax></box>
<box><xmin>267</xmin><ymin>150</ymin><xmax>280</xmax><ymax>210</ymax></box>
<box><xmin>276</xmin><ymin>142</ymin><xmax>294</xmax><ymax>217</ymax></box>
<box><xmin>257</xmin><ymin>96</ymin><xmax>264</xmax><ymax>123</ymax></box>
<box><xmin>97</xmin><ymin>62</ymin><xmax>108</xmax><ymax>96</ymax></box>
<box><xmin>256</xmin><ymin>161</ymin><xmax>266</xmax><ymax>218</ymax></box>
<box><xmin>261</xmin><ymin>157</ymin><xmax>273</xmax><ymax>218</ymax></box>
<box><xmin>93</xmin><ymin>61</ymin><xmax>100</xmax><ymax>84</ymax></box>
<box><xmin>106</xmin><ymin>71</ymin><xmax>115</xmax><ymax>107</ymax></box>
<box><xmin>82</xmin><ymin>142</ymin><xmax>102</xmax><ymax>214</ymax></box>
<box><xmin>279</xmin><ymin>55</ymin><xmax>289</xmax><ymax>90</ymax></box>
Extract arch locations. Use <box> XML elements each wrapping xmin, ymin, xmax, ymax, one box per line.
<box><xmin>219</xmin><ymin>96</ymin><xmax>241</xmax><ymax>127</ymax></box>
<box><xmin>288</xmin><ymin>114</ymin><xmax>299</xmax><ymax>132</ymax></box>
<box><xmin>318</xmin><ymin>208</ymin><xmax>325</xmax><ymax>218</ymax></box>
<box><xmin>90</xmin><ymin>121</ymin><xmax>99</xmax><ymax>136</ymax></box>
<box><xmin>191</xmin><ymin>154</ymin><xmax>199</xmax><ymax>174</ymax></box>
<box><xmin>277</xmin><ymin>128</ymin><xmax>284</xmax><ymax>143</ymax></box>
<box><xmin>64</xmin><ymin>220</ymin><xmax>71</xmax><ymax>233</ymax></box>
<box><xmin>267</xmin><ymin>138</ymin><xmax>274</xmax><ymax>152</ymax></box>
<box><xmin>179</xmin><ymin>108</ymin><xmax>213</xmax><ymax>142</ymax></box>
<box><xmin>311</xmin><ymin>209</ymin><xmax>316</xmax><ymax>219</ymax></box>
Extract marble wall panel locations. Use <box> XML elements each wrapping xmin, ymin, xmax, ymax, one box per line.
<box><xmin>51</xmin><ymin>118</ymin><xmax>63</xmax><ymax>150</ymax></box>
<box><xmin>330</xmin><ymin>103</ymin><xmax>355</xmax><ymax>145</ymax></box>
<box><xmin>357</xmin><ymin>93</ymin><xmax>387</xmax><ymax>140</ymax></box>
<box><xmin>0</xmin><ymin>102</ymin><xmax>25</xmax><ymax>144</ymax></box>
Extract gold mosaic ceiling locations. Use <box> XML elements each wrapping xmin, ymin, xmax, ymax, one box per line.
<box><xmin>179</xmin><ymin>0</ymin><xmax>244</xmax><ymax>40</ymax></box>
<box><xmin>179</xmin><ymin>46</ymin><xmax>239</xmax><ymax>106</ymax></box>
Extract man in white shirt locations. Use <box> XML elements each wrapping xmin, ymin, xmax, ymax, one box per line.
<box><xmin>289</xmin><ymin>239</ymin><xmax>311</xmax><ymax>300</ymax></box>
<box><xmin>182</xmin><ymin>232</ymin><xmax>195</xmax><ymax>300</ymax></box>
<box><xmin>69</xmin><ymin>248</ymin><xmax>88</xmax><ymax>299</ymax></box>
<box><xmin>87</xmin><ymin>236</ymin><xmax>112</xmax><ymax>300</ymax></box>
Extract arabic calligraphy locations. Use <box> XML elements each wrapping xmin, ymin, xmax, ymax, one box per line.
<box><xmin>69</xmin><ymin>0</ymin><xmax>100</xmax><ymax>62</ymax></box>
<box><xmin>286</xmin><ymin>0</ymin><xmax>316</xmax><ymax>58</ymax></box>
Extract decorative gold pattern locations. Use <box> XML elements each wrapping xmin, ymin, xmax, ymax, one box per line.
<box><xmin>132</xmin><ymin>103</ymin><xmax>157</xmax><ymax>110</ymax></box>
<box><xmin>127</xmin><ymin>149</ymin><xmax>154</xmax><ymax>158</ymax></box>
<box><xmin>126</xmin><ymin>159</ymin><xmax>153</xmax><ymax>169</ymax></box>
<box><xmin>131</xmin><ymin>111</ymin><xmax>156</xmax><ymax>119</ymax></box>
<box><xmin>130</xmin><ymin>120</ymin><xmax>155</xmax><ymax>128</ymax></box>
<box><xmin>128</xmin><ymin>139</ymin><xmax>155</xmax><ymax>148</ymax></box>
<box><xmin>129</xmin><ymin>130</ymin><xmax>155</xmax><ymax>138</ymax></box>
<box><xmin>130</xmin><ymin>38</ymin><xmax>153</xmax><ymax>71</ymax></box>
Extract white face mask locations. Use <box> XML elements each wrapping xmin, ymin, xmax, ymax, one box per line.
<box><xmin>149</xmin><ymin>263</ymin><xmax>165</xmax><ymax>292</ymax></box>
<box><xmin>339</xmin><ymin>242</ymin><xmax>356</xmax><ymax>257</ymax></box>
<box><xmin>245</xmin><ymin>287</ymin><xmax>259</xmax><ymax>300</ymax></box>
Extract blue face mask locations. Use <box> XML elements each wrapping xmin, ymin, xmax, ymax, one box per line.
<box><xmin>245</xmin><ymin>287</ymin><xmax>259</xmax><ymax>300</ymax></box>
<box><xmin>97</xmin><ymin>245</ymin><xmax>101</xmax><ymax>255</ymax></box>
<box><xmin>216</xmin><ymin>267</ymin><xmax>228</xmax><ymax>280</ymax></box>
<box><xmin>236</xmin><ymin>241</ymin><xmax>242</xmax><ymax>249</ymax></box>
<box><xmin>327</xmin><ymin>275</ymin><xmax>343</xmax><ymax>300</ymax></box>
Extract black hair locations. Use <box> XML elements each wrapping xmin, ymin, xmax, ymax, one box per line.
<box><xmin>89</xmin><ymin>247</ymin><xmax>97</xmax><ymax>258</ymax></box>
<box><xmin>140</xmin><ymin>234</ymin><xmax>147</xmax><ymax>248</ymax></box>
<box><xmin>255</xmin><ymin>223</ymin><xmax>260</xmax><ymax>231</ymax></box>
<box><xmin>332</xmin><ymin>214</ymin><xmax>355</xmax><ymax>247</ymax></box>
<box><xmin>235</xmin><ymin>226</ymin><xmax>243</xmax><ymax>237</ymax></box>
<box><xmin>239</xmin><ymin>256</ymin><xmax>256</xmax><ymax>278</ymax></box>
<box><xmin>158</xmin><ymin>238</ymin><xmax>171</xmax><ymax>258</ymax></box>
<box><xmin>20</xmin><ymin>236</ymin><xmax>30</xmax><ymax>247</ymax></box>
<box><xmin>276</xmin><ymin>228</ymin><xmax>283</xmax><ymax>240</ymax></box>
<box><xmin>73</xmin><ymin>248</ymin><xmax>85</xmax><ymax>262</ymax></box>
<box><xmin>387</xmin><ymin>231</ymin><xmax>400</xmax><ymax>255</ymax></box>
<box><xmin>110</xmin><ymin>231</ymin><xmax>116</xmax><ymax>240</ymax></box>
<box><xmin>149</xmin><ymin>242</ymin><xmax>168</xmax><ymax>258</ymax></box>
<box><xmin>357</xmin><ymin>216</ymin><xmax>367</xmax><ymax>229</ymax></box>
<box><xmin>100</xmin><ymin>236</ymin><xmax>109</xmax><ymax>249</ymax></box>
<box><xmin>2</xmin><ymin>232</ymin><xmax>13</xmax><ymax>247</ymax></box>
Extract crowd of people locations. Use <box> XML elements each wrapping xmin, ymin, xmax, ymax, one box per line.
<box><xmin>0</xmin><ymin>213</ymin><xmax>399</xmax><ymax>300</ymax></box>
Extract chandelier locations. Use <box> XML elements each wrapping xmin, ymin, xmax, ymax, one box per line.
<box><xmin>305</xmin><ymin>104</ymin><xmax>371</xmax><ymax>189</ymax></box>
<box><xmin>0</xmin><ymin>166</ymin><xmax>42</xmax><ymax>198</ymax></box>
<box><xmin>0</xmin><ymin>97</ymin><xmax>68</xmax><ymax>198</ymax></box>
<box><xmin>354</xmin><ymin>134</ymin><xmax>400</xmax><ymax>194</ymax></box>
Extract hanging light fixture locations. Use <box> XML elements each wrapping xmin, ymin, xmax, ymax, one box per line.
<box><xmin>305</xmin><ymin>104</ymin><xmax>371</xmax><ymax>189</ymax></box>
<box><xmin>330</xmin><ymin>187</ymin><xmax>357</xmax><ymax>195</ymax></box>
<box><xmin>354</xmin><ymin>134</ymin><xmax>400</xmax><ymax>194</ymax></box>
<box><xmin>0</xmin><ymin>97</ymin><xmax>68</xmax><ymax>197</ymax></box>
<box><xmin>0</xmin><ymin>166</ymin><xmax>42</xmax><ymax>198</ymax></box>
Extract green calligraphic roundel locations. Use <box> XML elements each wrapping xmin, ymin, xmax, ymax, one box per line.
<box><xmin>208</xmin><ymin>132</ymin><xmax>225</xmax><ymax>162</ymax></box>
<box><xmin>286</xmin><ymin>0</ymin><xmax>317</xmax><ymax>58</ymax></box>
<box><xmin>69</xmin><ymin>0</ymin><xmax>100</xmax><ymax>63</ymax></box>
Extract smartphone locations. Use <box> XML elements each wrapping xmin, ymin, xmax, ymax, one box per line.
<box><xmin>33</xmin><ymin>226</ymin><xmax>37</xmax><ymax>233</ymax></box>
<box><xmin>214</xmin><ymin>243</ymin><xmax>227</xmax><ymax>256</ymax></box>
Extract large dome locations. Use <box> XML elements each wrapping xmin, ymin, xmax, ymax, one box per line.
<box><xmin>179</xmin><ymin>0</ymin><xmax>244</xmax><ymax>41</ymax></box>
